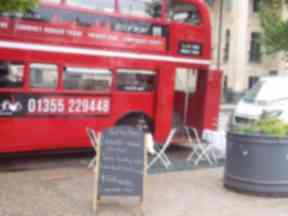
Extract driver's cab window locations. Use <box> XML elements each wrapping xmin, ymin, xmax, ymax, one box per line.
<box><xmin>169</xmin><ymin>0</ymin><xmax>201</xmax><ymax>25</ymax></box>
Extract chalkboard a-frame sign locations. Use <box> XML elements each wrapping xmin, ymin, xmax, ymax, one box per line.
<box><xmin>93</xmin><ymin>126</ymin><xmax>148</xmax><ymax>211</ymax></box>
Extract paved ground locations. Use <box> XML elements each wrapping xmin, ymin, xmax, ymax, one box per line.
<box><xmin>1</xmin><ymin>156</ymin><xmax>288</xmax><ymax>216</ymax></box>
<box><xmin>4</xmin><ymin>105</ymin><xmax>284</xmax><ymax>216</ymax></box>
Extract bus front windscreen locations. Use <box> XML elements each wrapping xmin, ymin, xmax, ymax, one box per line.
<box><xmin>242</xmin><ymin>81</ymin><xmax>264</xmax><ymax>104</ymax></box>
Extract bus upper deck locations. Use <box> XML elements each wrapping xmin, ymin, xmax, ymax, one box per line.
<box><xmin>0</xmin><ymin>0</ymin><xmax>211</xmax><ymax>64</ymax></box>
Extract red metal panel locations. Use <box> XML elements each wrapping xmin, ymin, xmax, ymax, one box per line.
<box><xmin>0</xmin><ymin>18</ymin><xmax>167</xmax><ymax>53</ymax></box>
<box><xmin>154</xmin><ymin>65</ymin><xmax>176</xmax><ymax>143</ymax></box>
<box><xmin>200</xmin><ymin>70</ymin><xmax>223</xmax><ymax>130</ymax></box>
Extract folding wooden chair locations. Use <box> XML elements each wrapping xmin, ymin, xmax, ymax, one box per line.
<box><xmin>186</xmin><ymin>127</ymin><xmax>216</xmax><ymax>165</ymax></box>
<box><xmin>86</xmin><ymin>127</ymin><xmax>99</xmax><ymax>168</ymax></box>
<box><xmin>148</xmin><ymin>128</ymin><xmax>176</xmax><ymax>169</ymax></box>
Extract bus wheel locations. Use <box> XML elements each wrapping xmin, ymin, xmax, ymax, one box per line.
<box><xmin>117</xmin><ymin>114</ymin><xmax>153</xmax><ymax>133</ymax></box>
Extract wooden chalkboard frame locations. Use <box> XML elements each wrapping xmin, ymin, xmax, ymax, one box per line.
<box><xmin>92</xmin><ymin>127</ymin><xmax>148</xmax><ymax>212</ymax></box>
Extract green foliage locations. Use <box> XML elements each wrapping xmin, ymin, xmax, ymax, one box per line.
<box><xmin>234</xmin><ymin>117</ymin><xmax>288</xmax><ymax>137</ymax></box>
<box><xmin>0</xmin><ymin>0</ymin><xmax>39</xmax><ymax>13</ymax></box>
<box><xmin>260</xmin><ymin>0</ymin><xmax>288</xmax><ymax>54</ymax></box>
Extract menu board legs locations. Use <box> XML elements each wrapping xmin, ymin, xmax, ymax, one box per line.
<box><xmin>140</xmin><ymin>134</ymin><xmax>148</xmax><ymax>206</ymax></box>
<box><xmin>92</xmin><ymin>133</ymin><xmax>102</xmax><ymax>212</ymax></box>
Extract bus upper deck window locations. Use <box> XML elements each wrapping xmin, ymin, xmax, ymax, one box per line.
<box><xmin>117</xmin><ymin>69</ymin><xmax>156</xmax><ymax>92</ymax></box>
<box><xmin>119</xmin><ymin>0</ymin><xmax>162</xmax><ymax>18</ymax></box>
<box><xmin>169</xmin><ymin>1</ymin><xmax>201</xmax><ymax>25</ymax></box>
<box><xmin>41</xmin><ymin>0</ymin><xmax>61</xmax><ymax>4</ymax></box>
<box><xmin>0</xmin><ymin>61</ymin><xmax>24</xmax><ymax>88</ymax></box>
<box><xmin>30</xmin><ymin>64</ymin><xmax>58</xmax><ymax>89</ymax></box>
<box><xmin>66</xmin><ymin>0</ymin><xmax>115</xmax><ymax>13</ymax></box>
<box><xmin>64</xmin><ymin>67</ymin><xmax>112</xmax><ymax>91</ymax></box>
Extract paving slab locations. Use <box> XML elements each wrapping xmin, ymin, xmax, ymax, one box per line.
<box><xmin>1</xmin><ymin>158</ymin><xmax>288</xmax><ymax>216</ymax></box>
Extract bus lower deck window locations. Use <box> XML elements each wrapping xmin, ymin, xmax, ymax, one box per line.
<box><xmin>117</xmin><ymin>69</ymin><xmax>156</xmax><ymax>92</ymax></box>
<box><xmin>0</xmin><ymin>61</ymin><xmax>24</xmax><ymax>88</ymax></box>
<box><xmin>30</xmin><ymin>64</ymin><xmax>58</xmax><ymax>89</ymax></box>
<box><xmin>64</xmin><ymin>67</ymin><xmax>112</xmax><ymax>91</ymax></box>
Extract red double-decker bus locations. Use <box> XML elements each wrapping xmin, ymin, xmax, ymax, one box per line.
<box><xmin>0</xmin><ymin>0</ymin><xmax>222</xmax><ymax>153</ymax></box>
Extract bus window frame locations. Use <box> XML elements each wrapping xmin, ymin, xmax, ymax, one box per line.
<box><xmin>23</xmin><ymin>62</ymin><xmax>29</xmax><ymax>91</ymax></box>
<box><xmin>28</xmin><ymin>62</ymin><xmax>60</xmax><ymax>92</ymax></box>
<box><xmin>168</xmin><ymin>1</ymin><xmax>203</xmax><ymax>27</ymax></box>
<box><xmin>64</xmin><ymin>0</ymin><xmax>116</xmax><ymax>14</ymax></box>
<box><xmin>40</xmin><ymin>0</ymin><xmax>65</xmax><ymax>6</ymax></box>
<box><xmin>42</xmin><ymin>0</ymin><xmax>65</xmax><ymax>4</ymax></box>
<box><xmin>116</xmin><ymin>68</ymin><xmax>157</xmax><ymax>93</ymax></box>
<box><xmin>62</xmin><ymin>65</ymin><xmax>114</xmax><ymax>94</ymax></box>
<box><xmin>117</xmin><ymin>0</ymin><xmax>165</xmax><ymax>20</ymax></box>
<box><xmin>40</xmin><ymin>0</ymin><xmax>168</xmax><ymax>23</ymax></box>
<box><xmin>0</xmin><ymin>60</ymin><xmax>27</xmax><ymax>91</ymax></box>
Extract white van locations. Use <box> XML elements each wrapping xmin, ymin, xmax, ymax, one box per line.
<box><xmin>231</xmin><ymin>76</ymin><xmax>288</xmax><ymax>126</ymax></box>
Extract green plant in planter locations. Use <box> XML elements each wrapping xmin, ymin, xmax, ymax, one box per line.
<box><xmin>233</xmin><ymin>117</ymin><xmax>288</xmax><ymax>137</ymax></box>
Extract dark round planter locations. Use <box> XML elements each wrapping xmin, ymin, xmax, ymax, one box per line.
<box><xmin>224</xmin><ymin>132</ymin><xmax>288</xmax><ymax>196</ymax></box>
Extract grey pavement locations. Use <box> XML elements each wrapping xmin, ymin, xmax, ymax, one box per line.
<box><xmin>3</xmin><ymin>106</ymin><xmax>286</xmax><ymax>216</ymax></box>
<box><xmin>1</xmin><ymin>157</ymin><xmax>288</xmax><ymax>216</ymax></box>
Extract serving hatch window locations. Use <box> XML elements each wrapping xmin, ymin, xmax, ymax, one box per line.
<box><xmin>175</xmin><ymin>68</ymin><xmax>197</xmax><ymax>94</ymax></box>
<box><xmin>117</xmin><ymin>69</ymin><xmax>156</xmax><ymax>92</ymax></box>
<box><xmin>30</xmin><ymin>64</ymin><xmax>58</xmax><ymax>89</ymax></box>
<box><xmin>66</xmin><ymin>0</ymin><xmax>115</xmax><ymax>13</ymax></box>
<box><xmin>119</xmin><ymin>0</ymin><xmax>162</xmax><ymax>18</ymax></box>
<box><xmin>0</xmin><ymin>61</ymin><xmax>24</xmax><ymax>88</ymax></box>
<box><xmin>64</xmin><ymin>67</ymin><xmax>112</xmax><ymax>91</ymax></box>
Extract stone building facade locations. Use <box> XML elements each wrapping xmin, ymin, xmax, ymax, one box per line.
<box><xmin>208</xmin><ymin>0</ymin><xmax>284</xmax><ymax>102</ymax></box>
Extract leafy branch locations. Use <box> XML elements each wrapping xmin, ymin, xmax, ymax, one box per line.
<box><xmin>0</xmin><ymin>0</ymin><xmax>39</xmax><ymax>13</ymax></box>
<box><xmin>260</xmin><ymin>0</ymin><xmax>288</xmax><ymax>54</ymax></box>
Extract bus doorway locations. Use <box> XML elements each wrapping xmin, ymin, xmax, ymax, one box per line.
<box><xmin>174</xmin><ymin>68</ymin><xmax>197</xmax><ymax>127</ymax></box>
<box><xmin>174</xmin><ymin>69</ymin><xmax>222</xmax><ymax>133</ymax></box>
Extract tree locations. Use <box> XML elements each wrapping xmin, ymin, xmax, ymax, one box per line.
<box><xmin>260</xmin><ymin>0</ymin><xmax>288</xmax><ymax>54</ymax></box>
<box><xmin>0</xmin><ymin>0</ymin><xmax>38</xmax><ymax>13</ymax></box>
